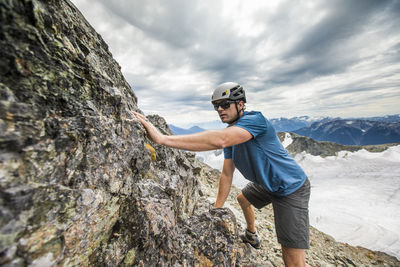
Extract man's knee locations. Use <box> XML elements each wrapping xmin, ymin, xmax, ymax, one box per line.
<box><xmin>237</xmin><ymin>193</ymin><xmax>244</xmax><ymax>203</ymax></box>
<box><xmin>237</xmin><ymin>193</ymin><xmax>249</xmax><ymax>206</ymax></box>
<box><xmin>281</xmin><ymin>246</ymin><xmax>307</xmax><ymax>267</ymax></box>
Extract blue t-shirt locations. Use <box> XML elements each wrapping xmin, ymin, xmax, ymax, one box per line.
<box><xmin>224</xmin><ymin>111</ymin><xmax>306</xmax><ymax>196</ymax></box>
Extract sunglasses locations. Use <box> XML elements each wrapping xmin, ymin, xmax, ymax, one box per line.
<box><xmin>213</xmin><ymin>100</ymin><xmax>235</xmax><ymax>111</ymax></box>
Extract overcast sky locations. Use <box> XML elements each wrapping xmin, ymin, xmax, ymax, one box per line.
<box><xmin>71</xmin><ymin>0</ymin><xmax>400</xmax><ymax>127</ymax></box>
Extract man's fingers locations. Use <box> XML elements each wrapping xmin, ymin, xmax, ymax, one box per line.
<box><xmin>132</xmin><ymin>111</ymin><xmax>163</xmax><ymax>144</ymax></box>
<box><xmin>132</xmin><ymin>111</ymin><xmax>148</xmax><ymax>122</ymax></box>
<box><xmin>132</xmin><ymin>111</ymin><xmax>144</xmax><ymax>118</ymax></box>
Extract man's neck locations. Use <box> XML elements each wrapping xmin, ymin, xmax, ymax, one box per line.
<box><xmin>228</xmin><ymin>110</ymin><xmax>244</xmax><ymax>126</ymax></box>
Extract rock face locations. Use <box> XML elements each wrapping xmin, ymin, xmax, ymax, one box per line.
<box><xmin>277</xmin><ymin>132</ymin><xmax>398</xmax><ymax>157</ymax></box>
<box><xmin>0</xmin><ymin>0</ymin><xmax>242</xmax><ymax>265</ymax></box>
<box><xmin>1</xmin><ymin>1</ymin><xmax>399</xmax><ymax>267</ymax></box>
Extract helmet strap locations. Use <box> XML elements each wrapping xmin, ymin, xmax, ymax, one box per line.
<box><xmin>228</xmin><ymin>101</ymin><xmax>243</xmax><ymax>125</ymax></box>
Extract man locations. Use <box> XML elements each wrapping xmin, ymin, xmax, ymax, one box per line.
<box><xmin>133</xmin><ymin>82</ymin><xmax>311</xmax><ymax>267</ymax></box>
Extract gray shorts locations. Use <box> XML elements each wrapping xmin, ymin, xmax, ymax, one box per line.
<box><xmin>242</xmin><ymin>178</ymin><xmax>311</xmax><ymax>249</ymax></box>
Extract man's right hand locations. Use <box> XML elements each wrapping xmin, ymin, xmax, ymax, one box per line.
<box><xmin>132</xmin><ymin>111</ymin><xmax>166</xmax><ymax>144</ymax></box>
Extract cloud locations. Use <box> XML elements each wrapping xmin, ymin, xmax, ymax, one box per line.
<box><xmin>287</xmin><ymin>1</ymin><xmax>387</xmax><ymax>57</ymax></box>
<box><xmin>97</xmin><ymin>0</ymin><xmax>216</xmax><ymax>48</ymax></box>
<box><xmin>95</xmin><ymin>0</ymin><xmax>266</xmax><ymax>83</ymax></box>
<box><xmin>71</xmin><ymin>0</ymin><xmax>400</xmax><ymax>125</ymax></box>
<box><xmin>262</xmin><ymin>0</ymin><xmax>398</xmax><ymax>85</ymax></box>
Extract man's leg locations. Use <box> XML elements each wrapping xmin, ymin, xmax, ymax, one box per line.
<box><xmin>273</xmin><ymin>178</ymin><xmax>311</xmax><ymax>267</ymax></box>
<box><xmin>237</xmin><ymin>193</ymin><xmax>255</xmax><ymax>232</ymax></box>
<box><xmin>282</xmin><ymin>246</ymin><xmax>309</xmax><ymax>267</ymax></box>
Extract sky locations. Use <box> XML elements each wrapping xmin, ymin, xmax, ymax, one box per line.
<box><xmin>70</xmin><ymin>0</ymin><xmax>400</xmax><ymax>127</ymax></box>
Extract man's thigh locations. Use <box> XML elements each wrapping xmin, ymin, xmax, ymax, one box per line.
<box><xmin>272</xmin><ymin>179</ymin><xmax>311</xmax><ymax>249</ymax></box>
<box><xmin>241</xmin><ymin>182</ymin><xmax>273</xmax><ymax>209</ymax></box>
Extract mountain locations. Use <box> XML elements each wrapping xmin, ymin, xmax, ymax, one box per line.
<box><xmin>354</xmin><ymin>114</ymin><xmax>400</xmax><ymax>123</ymax></box>
<box><xmin>270</xmin><ymin>115</ymin><xmax>400</xmax><ymax>132</ymax></box>
<box><xmin>169</xmin><ymin>125</ymin><xmax>205</xmax><ymax>135</ymax></box>
<box><xmin>269</xmin><ymin>116</ymin><xmax>332</xmax><ymax>132</ymax></box>
<box><xmin>294</xmin><ymin>119</ymin><xmax>400</xmax><ymax>145</ymax></box>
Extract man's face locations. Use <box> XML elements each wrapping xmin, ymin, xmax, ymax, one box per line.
<box><xmin>214</xmin><ymin>100</ymin><xmax>244</xmax><ymax>124</ymax></box>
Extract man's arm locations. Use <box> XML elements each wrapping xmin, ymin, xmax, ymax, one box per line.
<box><xmin>214</xmin><ymin>158</ymin><xmax>235</xmax><ymax>208</ymax></box>
<box><xmin>133</xmin><ymin>111</ymin><xmax>252</xmax><ymax>151</ymax></box>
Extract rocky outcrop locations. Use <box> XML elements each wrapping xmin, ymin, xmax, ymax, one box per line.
<box><xmin>0</xmin><ymin>0</ymin><xmax>242</xmax><ymax>265</ymax></box>
<box><xmin>277</xmin><ymin>132</ymin><xmax>399</xmax><ymax>157</ymax></box>
<box><xmin>1</xmin><ymin>0</ymin><xmax>399</xmax><ymax>266</ymax></box>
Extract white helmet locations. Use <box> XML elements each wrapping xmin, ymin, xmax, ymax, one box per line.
<box><xmin>211</xmin><ymin>82</ymin><xmax>246</xmax><ymax>103</ymax></box>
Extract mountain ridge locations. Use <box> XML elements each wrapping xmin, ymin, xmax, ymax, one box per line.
<box><xmin>294</xmin><ymin>119</ymin><xmax>400</xmax><ymax>146</ymax></box>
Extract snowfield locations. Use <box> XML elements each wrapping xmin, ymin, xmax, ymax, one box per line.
<box><xmin>196</xmin><ymin>143</ymin><xmax>400</xmax><ymax>260</ymax></box>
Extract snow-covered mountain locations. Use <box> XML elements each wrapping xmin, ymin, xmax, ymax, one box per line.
<box><xmin>355</xmin><ymin>114</ymin><xmax>400</xmax><ymax>123</ymax></box>
<box><xmin>270</xmin><ymin>115</ymin><xmax>400</xmax><ymax>132</ymax></box>
<box><xmin>294</xmin><ymin>119</ymin><xmax>400</xmax><ymax>145</ymax></box>
<box><xmin>196</xmin><ymin>134</ymin><xmax>400</xmax><ymax>260</ymax></box>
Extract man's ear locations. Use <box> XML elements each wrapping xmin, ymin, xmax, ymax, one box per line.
<box><xmin>238</xmin><ymin>100</ymin><xmax>245</xmax><ymax>110</ymax></box>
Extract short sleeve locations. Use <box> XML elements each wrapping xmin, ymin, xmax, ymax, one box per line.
<box><xmin>234</xmin><ymin>112</ymin><xmax>267</xmax><ymax>138</ymax></box>
<box><xmin>223</xmin><ymin>146</ymin><xmax>232</xmax><ymax>159</ymax></box>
